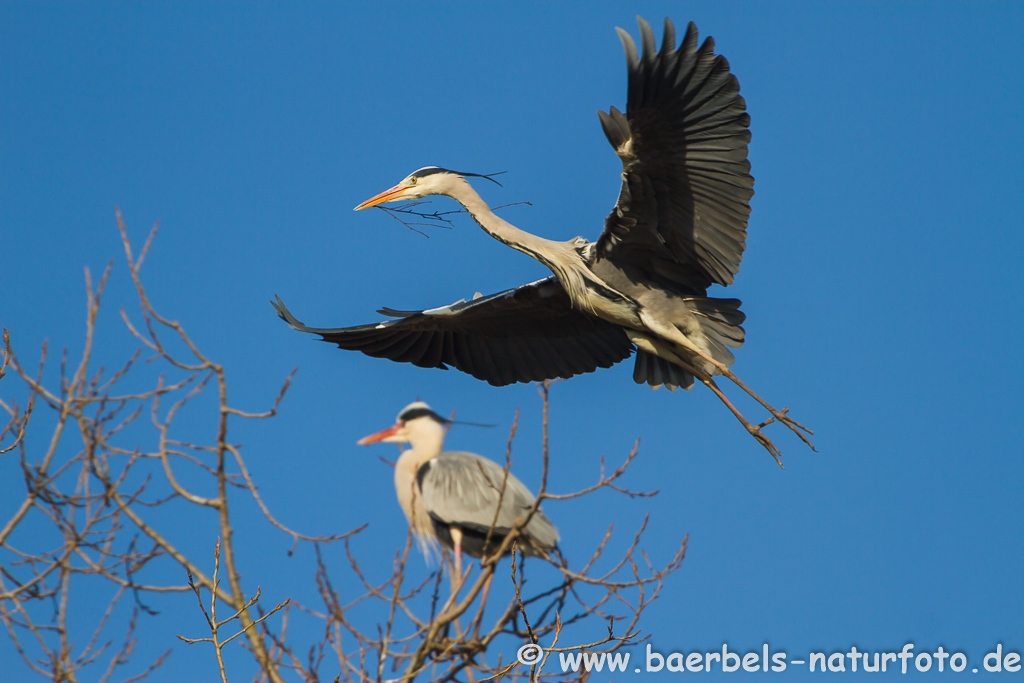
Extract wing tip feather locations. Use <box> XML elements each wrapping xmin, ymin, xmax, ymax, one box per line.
<box><xmin>615</xmin><ymin>26</ymin><xmax>639</xmax><ymax>68</ymax></box>
<box><xmin>271</xmin><ymin>294</ymin><xmax>306</xmax><ymax>331</ymax></box>
<box><xmin>636</xmin><ymin>16</ymin><xmax>656</xmax><ymax>59</ymax></box>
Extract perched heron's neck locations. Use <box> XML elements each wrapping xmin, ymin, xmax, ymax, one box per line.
<box><xmin>394</xmin><ymin>426</ymin><xmax>444</xmax><ymax>526</ymax></box>
<box><xmin>397</xmin><ymin>425</ymin><xmax>444</xmax><ymax>471</ymax></box>
<box><xmin>444</xmin><ymin>180</ymin><xmax>594</xmax><ymax>310</ymax></box>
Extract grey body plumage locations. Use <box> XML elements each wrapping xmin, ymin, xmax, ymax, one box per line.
<box><xmin>417</xmin><ymin>451</ymin><xmax>558</xmax><ymax>559</ymax></box>
<box><xmin>275</xmin><ymin>18</ymin><xmax>750</xmax><ymax>392</ymax></box>
<box><xmin>358</xmin><ymin>402</ymin><xmax>558</xmax><ymax>572</ymax></box>
<box><xmin>279</xmin><ymin>19</ymin><xmax>814</xmax><ymax>462</ymax></box>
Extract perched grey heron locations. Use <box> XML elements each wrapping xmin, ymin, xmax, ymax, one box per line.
<box><xmin>274</xmin><ymin>18</ymin><xmax>813</xmax><ymax>463</ymax></box>
<box><xmin>358</xmin><ymin>401</ymin><xmax>559</xmax><ymax>576</ymax></box>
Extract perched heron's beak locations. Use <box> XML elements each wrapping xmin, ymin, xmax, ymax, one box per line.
<box><xmin>353</xmin><ymin>184</ymin><xmax>409</xmax><ymax>211</ymax></box>
<box><xmin>357</xmin><ymin>423</ymin><xmax>402</xmax><ymax>445</ymax></box>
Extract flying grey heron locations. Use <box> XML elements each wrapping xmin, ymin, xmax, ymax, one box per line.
<box><xmin>274</xmin><ymin>18</ymin><xmax>813</xmax><ymax>464</ymax></box>
<box><xmin>358</xmin><ymin>401</ymin><xmax>559</xmax><ymax>576</ymax></box>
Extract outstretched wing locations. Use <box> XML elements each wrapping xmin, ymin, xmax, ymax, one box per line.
<box><xmin>272</xmin><ymin>277</ymin><xmax>633</xmax><ymax>386</ymax></box>
<box><xmin>595</xmin><ymin>18</ymin><xmax>753</xmax><ymax>294</ymax></box>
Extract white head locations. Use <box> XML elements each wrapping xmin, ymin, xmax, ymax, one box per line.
<box><xmin>356</xmin><ymin>401</ymin><xmax>447</xmax><ymax>452</ymax></box>
<box><xmin>353</xmin><ymin>167</ymin><xmax>501</xmax><ymax>210</ymax></box>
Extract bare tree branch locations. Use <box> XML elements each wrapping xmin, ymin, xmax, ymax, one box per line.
<box><xmin>2</xmin><ymin>212</ymin><xmax>685</xmax><ymax>683</ymax></box>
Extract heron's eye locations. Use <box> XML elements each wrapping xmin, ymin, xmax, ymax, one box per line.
<box><xmin>409</xmin><ymin>177</ymin><xmax>418</xmax><ymax>186</ymax></box>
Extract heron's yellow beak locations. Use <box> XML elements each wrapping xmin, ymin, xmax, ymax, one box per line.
<box><xmin>357</xmin><ymin>423</ymin><xmax>402</xmax><ymax>445</ymax></box>
<box><xmin>353</xmin><ymin>184</ymin><xmax>410</xmax><ymax>211</ymax></box>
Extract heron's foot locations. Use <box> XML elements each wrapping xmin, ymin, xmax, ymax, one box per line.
<box><xmin>739</xmin><ymin>388</ymin><xmax>816</xmax><ymax>453</ymax></box>
<box><xmin>697</xmin><ymin>353</ymin><xmax>816</xmax><ymax>452</ymax></box>
<box><xmin>750</xmin><ymin>402</ymin><xmax>816</xmax><ymax>451</ymax></box>
<box><xmin>746</xmin><ymin>421</ymin><xmax>784</xmax><ymax>468</ymax></box>
<box><xmin>736</xmin><ymin>394</ymin><xmax>815</xmax><ymax>451</ymax></box>
<box><xmin>724</xmin><ymin>396</ymin><xmax>786</xmax><ymax>467</ymax></box>
<box><xmin>765</xmin><ymin>406</ymin><xmax>816</xmax><ymax>451</ymax></box>
<box><xmin>691</xmin><ymin>370</ymin><xmax>785</xmax><ymax>467</ymax></box>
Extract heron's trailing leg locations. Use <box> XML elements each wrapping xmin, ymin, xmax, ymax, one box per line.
<box><xmin>693</xmin><ymin>349</ymin><xmax>816</xmax><ymax>452</ymax></box>
<box><xmin>629</xmin><ymin>330</ymin><xmax>790</xmax><ymax>465</ymax></box>
<box><xmin>687</xmin><ymin>365</ymin><xmax>784</xmax><ymax>468</ymax></box>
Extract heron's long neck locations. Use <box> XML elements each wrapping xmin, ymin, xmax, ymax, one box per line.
<box><xmin>445</xmin><ymin>180</ymin><xmax>592</xmax><ymax>306</ymax></box>
<box><xmin>394</xmin><ymin>427</ymin><xmax>444</xmax><ymax>525</ymax></box>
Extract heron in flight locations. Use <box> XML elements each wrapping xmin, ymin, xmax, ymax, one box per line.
<box><xmin>358</xmin><ymin>401</ymin><xmax>559</xmax><ymax>577</ymax></box>
<box><xmin>274</xmin><ymin>18</ymin><xmax>813</xmax><ymax>463</ymax></box>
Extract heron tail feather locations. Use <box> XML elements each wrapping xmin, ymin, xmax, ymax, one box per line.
<box><xmin>633</xmin><ymin>349</ymin><xmax>694</xmax><ymax>391</ymax></box>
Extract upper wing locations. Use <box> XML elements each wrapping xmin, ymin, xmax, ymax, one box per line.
<box><xmin>595</xmin><ymin>18</ymin><xmax>753</xmax><ymax>294</ymax></box>
<box><xmin>272</xmin><ymin>277</ymin><xmax>633</xmax><ymax>386</ymax></box>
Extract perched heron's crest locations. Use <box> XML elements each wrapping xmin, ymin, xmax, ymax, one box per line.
<box><xmin>410</xmin><ymin>166</ymin><xmax>505</xmax><ymax>187</ymax></box>
<box><xmin>397</xmin><ymin>401</ymin><xmax>444</xmax><ymax>424</ymax></box>
<box><xmin>397</xmin><ymin>401</ymin><xmax>494</xmax><ymax>428</ymax></box>
<box><xmin>448</xmin><ymin>418</ymin><xmax>497</xmax><ymax>428</ymax></box>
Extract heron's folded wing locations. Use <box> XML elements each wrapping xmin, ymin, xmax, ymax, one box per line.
<box><xmin>271</xmin><ymin>277</ymin><xmax>633</xmax><ymax>386</ymax></box>
<box><xmin>595</xmin><ymin>18</ymin><xmax>753</xmax><ymax>294</ymax></box>
<box><xmin>418</xmin><ymin>452</ymin><xmax>559</xmax><ymax>547</ymax></box>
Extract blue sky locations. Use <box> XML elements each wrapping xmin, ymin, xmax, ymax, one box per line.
<box><xmin>2</xmin><ymin>2</ymin><xmax>1022</xmax><ymax>681</ymax></box>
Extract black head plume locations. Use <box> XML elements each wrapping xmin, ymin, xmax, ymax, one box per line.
<box><xmin>460</xmin><ymin>170</ymin><xmax>506</xmax><ymax>187</ymax></box>
<box><xmin>397</xmin><ymin>401</ymin><xmax>495</xmax><ymax>428</ymax></box>
<box><xmin>410</xmin><ymin>166</ymin><xmax>506</xmax><ymax>187</ymax></box>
